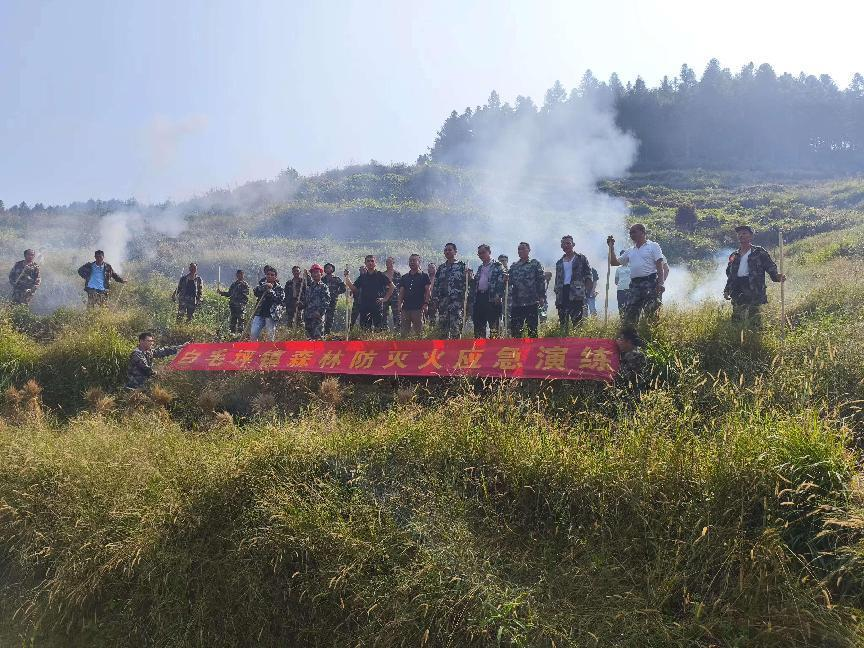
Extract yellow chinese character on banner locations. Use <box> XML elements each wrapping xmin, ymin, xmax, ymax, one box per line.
<box><xmin>383</xmin><ymin>350</ymin><xmax>410</xmax><ymax>369</ymax></box>
<box><xmin>258</xmin><ymin>350</ymin><xmax>285</xmax><ymax>369</ymax></box>
<box><xmin>287</xmin><ymin>350</ymin><xmax>315</xmax><ymax>368</ymax></box>
<box><xmin>232</xmin><ymin>349</ymin><xmax>257</xmax><ymax>367</ymax></box>
<box><xmin>176</xmin><ymin>349</ymin><xmax>201</xmax><ymax>366</ymax></box>
<box><xmin>206</xmin><ymin>349</ymin><xmax>229</xmax><ymax>367</ymax></box>
<box><xmin>493</xmin><ymin>347</ymin><xmax>522</xmax><ymax>371</ymax></box>
<box><xmin>454</xmin><ymin>348</ymin><xmax>484</xmax><ymax>369</ymax></box>
<box><xmin>350</xmin><ymin>350</ymin><xmax>378</xmax><ymax>369</ymax></box>
<box><xmin>578</xmin><ymin>347</ymin><xmax>613</xmax><ymax>372</ymax></box>
<box><xmin>318</xmin><ymin>350</ymin><xmax>343</xmax><ymax>368</ymax></box>
<box><xmin>535</xmin><ymin>346</ymin><xmax>568</xmax><ymax>371</ymax></box>
<box><xmin>419</xmin><ymin>349</ymin><xmax>445</xmax><ymax>370</ymax></box>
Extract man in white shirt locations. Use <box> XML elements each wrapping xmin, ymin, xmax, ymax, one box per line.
<box><xmin>607</xmin><ymin>224</ymin><xmax>665</xmax><ymax>326</ymax></box>
<box><xmin>614</xmin><ymin>251</ymin><xmax>632</xmax><ymax>314</ymax></box>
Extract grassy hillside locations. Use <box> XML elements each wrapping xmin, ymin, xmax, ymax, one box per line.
<box><xmin>1</xmin><ymin>171</ymin><xmax>864</xmax><ymax>646</ymax></box>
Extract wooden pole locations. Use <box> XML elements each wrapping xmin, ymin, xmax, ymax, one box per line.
<box><xmin>604</xmin><ymin>258</ymin><xmax>611</xmax><ymax>325</ymax></box>
<box><xmin>778</xmin><ymin>228</ymin><xmax>786</xmax><ymax>340</ymax></box>
<box><xmin>461</xmin><ymin>267</ymin><xmax>471</xmax><ymax>338</ymax></box>
<box><xmin>502</xmin><ymin>274</ymin><xmax>510</xmax><ymax>337</ymax></box>
<box><xmin>345</xmin><ymin>266</ymin><xmax>352</xmax><ymax>341</ymax></box>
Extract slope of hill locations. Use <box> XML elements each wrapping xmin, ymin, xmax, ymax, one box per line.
<box><xmin>1</xmin><ymin>173</ymin><xmax>864</xmax><ymax>644</ymax></box>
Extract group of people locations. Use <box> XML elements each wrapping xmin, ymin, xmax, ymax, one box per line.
<box><xmin>7</xmin><ymin>223</ymin><xmax>786</xmax><ymax>343</ymax></box>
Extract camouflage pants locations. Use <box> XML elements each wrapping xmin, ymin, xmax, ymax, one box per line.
<box><xmin>176</xmin><ymin>302</ymin><xmax>197</xmax><ymax>323</ymax></box>
<box><xmin>305</xmin><ymin>316</ymin><xmax>324</xmax><ymax>339</ymax></box>
<box><xmin>622</xmin><ymin>276</ymin><xmax>660</xmax><ymax>326</ymax></box>
<box><xmin>324</xmin><ymin>305</ymin><xmax>337</xmax><ymax>334</ymax></box>
<box><xmin>229</xmin><ymin>305</ymin><xmax>246</xmax><ymax>333</ymax></box>
<box><xmin>382</xmin><ymin>299</ymin><xmax>401</xmax><ymax>329</ymax></box>
<box><xmin>11</xmin><ymin>287</ymin><xmax>35</xmax><ymax>305</ymax></box>
<box><xmin>427</xmin><ymin>299</ymin><xmax>438</xmax><ymax>327</ymax></box>
<box><xmin>438</xmin><ymin>302</ymin><xmax>464</xmax><ymax>339</ymax></box>
<box><xmin>731</xmin><ymin>301</ymin><xmax>763</xmax><ymax>327</ymax></box>
<box><xmin>86</xmin><ymin>289</ymin><xmax>109</xmax><ymax>308</ymax></box>
<box><xmin>730</xmin><ymin>279</ymin><xmax>764</xmax><ymax>328</ymax></box>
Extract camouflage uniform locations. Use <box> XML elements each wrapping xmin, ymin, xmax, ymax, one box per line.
<box><xmin>724</xmin><ymin>245</ymin><xmax>782</xmax><ymax>327</ymax></box>
<box><xmin>218</xmin><ymin>279</ymin><xmax>250</xmax><ymax>333</ymax></box>
<box><xmin>125</xmin><ymin>345</ymin><xmax>183</xmax><ymax>389</ymax></box>
<box><xmin>618</xmin><ymin>347</ymin><xmax>647</xmax><ymax>388</ymax></box>
<box><xmin>553</xmin><ymin>253</ymin><xmax>592</xmax><ymax>333</ymax></box>
<box><xmin>303</xmin><ymin>280</ymin><xmax>331</xmax><ymax>339</ymax></box>
<box><xmin>434</xmin><ymin>260</ymin><xmax>468</xmax><ymax>339</ymax></box>
<box><xmin>173</xmin><ymin>273</ymin><xmax>203</xmax><ymax>322</ymax></box>
<box><xmin>322</xmin><ymin>273</ymin><xmax>346</xmax><ymax>334</ymax></box>
<box><xmin>284</xmin><ymin>277</ymin><xmax>306</xmax><ymax>327</ymax></box>
<box><xmin>8</xmin><ymin>260</ymin><xmax>40</xmax><ymax>305</ymax></box>
<box><xmin>508</xmin><ymin>258</ymin><xmax>546</xmax><ymax>337</ymax></box>
<box><xmin>382</xmin><ymin>270</ymin><xmax>401</xmax><ymax>329</ymax></box>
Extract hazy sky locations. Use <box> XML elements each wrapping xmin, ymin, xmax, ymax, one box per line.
<box><xmin>1</xmin><ymin>0</ymin><xmax>861</xmax><ymax>206</ymax></box>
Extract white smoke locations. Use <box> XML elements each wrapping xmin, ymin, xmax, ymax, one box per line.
<box><xmin>447</xmin><ymin>89</ymin><xmax>638</xmax><ymax>275</ymax></box>
<box><xmin>96</xmin><ymin>207</ymin><xmax>188</xmax><ymax>273</ymax></box>
<box><xmin>663</xmin><ymin>252</ymin><xmax>732</xmax><ymax>306</ymax></box>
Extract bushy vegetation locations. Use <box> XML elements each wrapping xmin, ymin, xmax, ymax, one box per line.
<box><xmin>1</xmin><ymin>218</ymin><xmax>864</xmax><ymax>646</ymax></box>
<box><xmin>2</xmin><ymin>170</ymin><xmax>864</xmax><ymax>645</ymax></box>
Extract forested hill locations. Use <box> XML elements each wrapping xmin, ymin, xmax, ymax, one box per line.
<box><xmin>427</xmin><ymin>60</ymin><xmax>864</xmax><ymax>172</ymax></box>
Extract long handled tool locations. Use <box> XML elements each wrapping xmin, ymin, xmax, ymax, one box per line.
<box><xmin>778</xmin><ymin>228</ymin><xmax>786</xmax><ymax>340</ymax></box>
<box><xmin>604</xmin><ymin>257</ymin><xmax>611</xmax><ymax>326</ymax></box>
<box><xmin>344</xmin><ymin>266</ymin><xmax>352</xmax><ymax>341</ymax></box>
<box><xmin>461</xmin><ymin>267</ymin><xmax>471</xmax><ymax>338</ymax></box>
<box><xmin>502</xmin><ymin>274</ymin><xmax>510</xmax><ymax>338</ymax></box>
<box><xmin>244</xmin><ymin>279</ymin><xmax>266</xmax><ymax>340</ymax></box>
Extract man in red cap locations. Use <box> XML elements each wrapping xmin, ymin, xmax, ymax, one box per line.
<box><xmin>303</xmin><ymin>264</ymin><xmax>331</xmax><ymax>339</ymax></box>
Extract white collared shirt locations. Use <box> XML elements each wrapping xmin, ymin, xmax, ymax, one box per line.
<box><xmin>737</xmin><ymin>249</ymin><xmax>751</xmax><ymax>277</ymax></box>
<box><xmin>562</xmin><ymin>257</ymin><xmax>574</xmax><ymax>284</ymax></box>
<box><xmin>619</xmin><ymin>240</ymin><xmax>664</xmax><ymax>278</ymax></box>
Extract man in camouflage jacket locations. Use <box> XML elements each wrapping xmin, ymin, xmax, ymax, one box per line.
<box><xmin>303</xmin><ymin>265</ymin><xmax>331</xmax><ymax>339</ymax></box>
<box><xmin>724</xmin><ymin>225</ymin><xmax>786</xmax><ymax>327</ymax></box>
<box><xmin>126</xmin><ymin>332</ymin><xmax>183</xmax><ymax>389</ymax></box>
<box><xmin>284</xmin><ymin>266</ymin><xmax>306</xmax><ymax>328</ymax></box>
<box><xmin>508</xmin><ymin>242</ymin><xmax>546</xmax><ymax>337</ymax></box>
<box><xmin>553</xmin><ymin>235</ymin><xmax>593</xmax><ymax>334</ymax></box>
<box><xmin>8</xmin><ymin>249</ymin><xmax>41</xmax><ymax>306</ymax></box>
<box><xmin>218</xmin><ymin>269</ymin><xmax>250</xmax><ymax>334</ymax></box>
<box><xmin>434</xmin><ymin>243</ymin><xmax>468</xmax><ymax>339</ymax></box>
<box><xmin>172</xmin><ymin>263</ymin><xmax>203</xmax><ymax>323</ymax></box>
<box><xmin>321</xmin><ymin>263</ymin><xmax>346</xmax><ymax>335</ymax></box>
<box><xmin>615</xmin><ymin>328</ymin><xmax>647</xmax><ymax>390</ymax></box>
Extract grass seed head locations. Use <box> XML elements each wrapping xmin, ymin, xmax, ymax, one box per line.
<box><xmin>318</xmin><ymin>377</ymin><xmax>343</xmax><ymax>407</ymax></box>
<box><xmin>197</xmin><ymin>388</ymin><xmax>220</xmax><ymax>413</ymax></box>
<box><xmin>251</xmin><ymin>392</ymin><xmax>277</xmax><ymax>417</ymax></box>
<box><xmin>396</xmin><ymin>386</ymin><xmax>416</xmax><ymax>406</ymax></box>
<box><xmin>151</xmin><ymin>385</ymin><xmax>176</xmax><ymax>407</ymax></box>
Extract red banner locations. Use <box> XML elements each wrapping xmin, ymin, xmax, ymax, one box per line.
<box><xmin>170</xmin><ymin>337</ymin><xmax>619</xmax><ymax>381</ymax></box>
